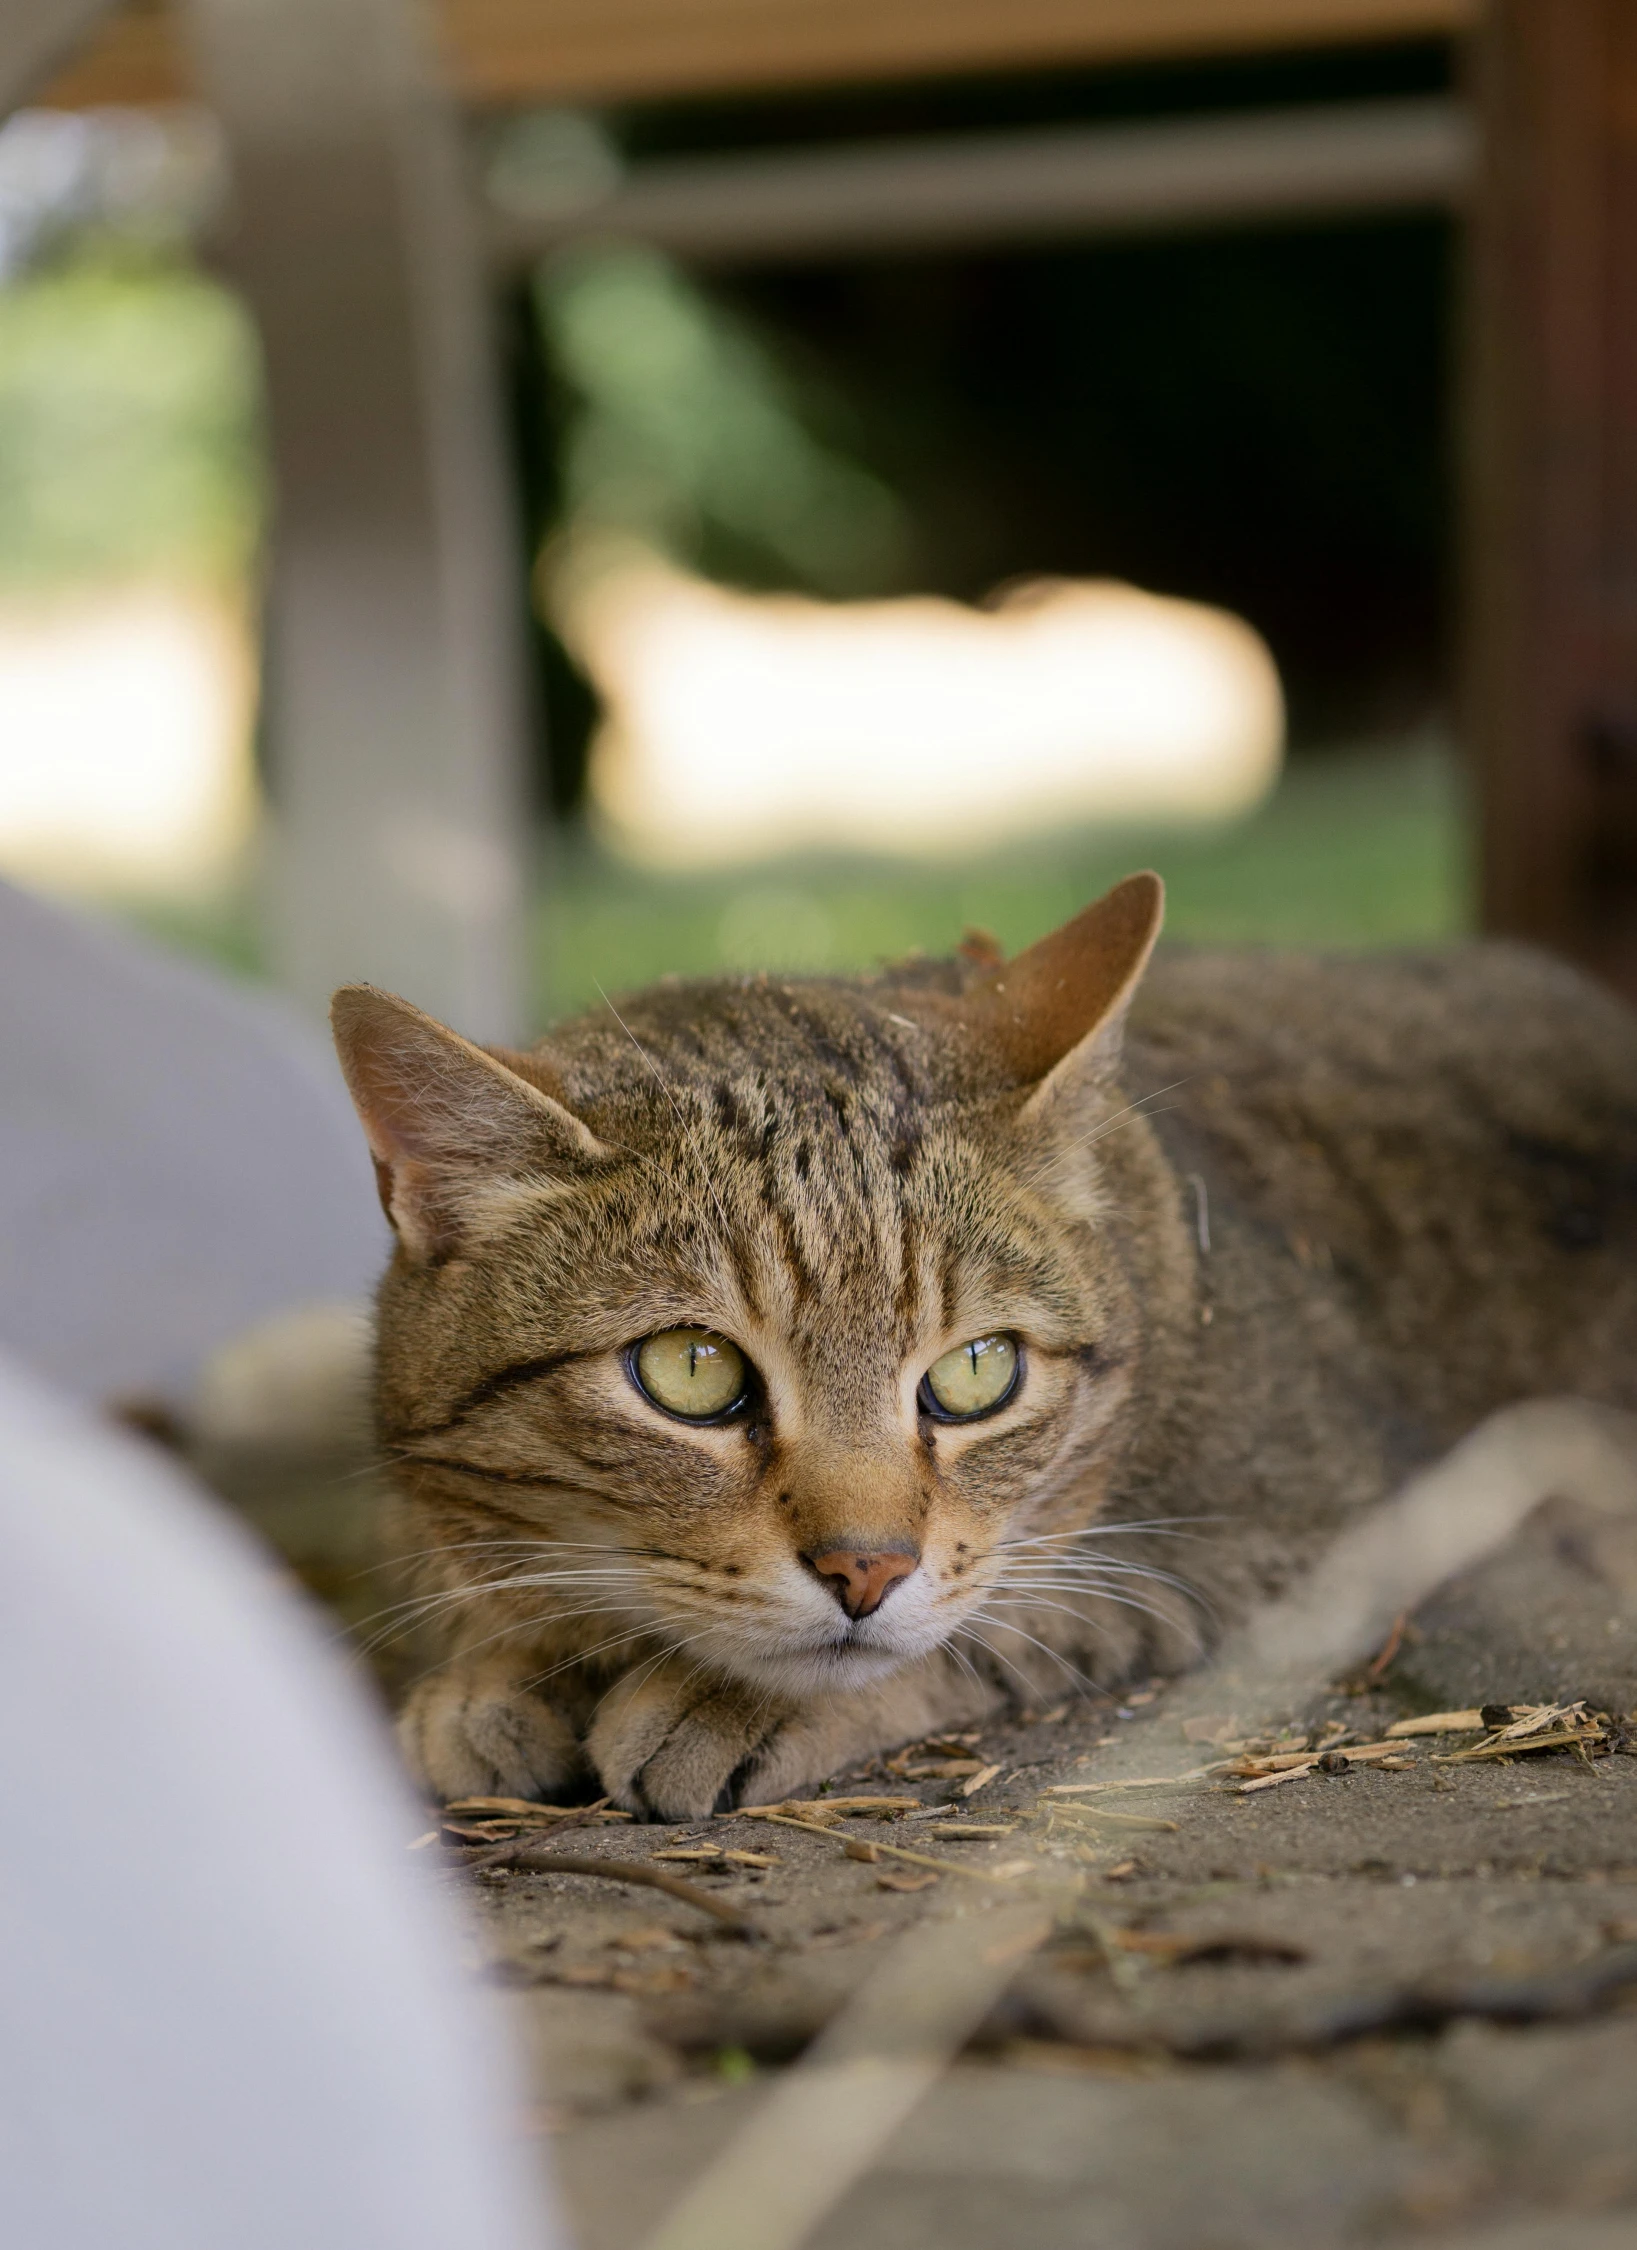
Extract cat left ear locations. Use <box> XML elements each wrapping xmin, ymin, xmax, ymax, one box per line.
<box><xmin>331</xmin><ymin>986</ymin><xmax>610</xmax><ymax>1260</ymax></box>
<box><xmin>968</xmin><ymin>871</ymin><xmax>1164</xmax><ymax>1115</ymax></box>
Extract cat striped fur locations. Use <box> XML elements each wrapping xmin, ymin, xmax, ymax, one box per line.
<box><xmin>333</xmin><ymin>876</ymin><xmax>1637</xmax><ymax>1818</ymax></box>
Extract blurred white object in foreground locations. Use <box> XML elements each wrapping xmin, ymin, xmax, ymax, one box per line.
<box><xmin>0</xmin><ymin>586</ymin><xmax>254</xmax><ymax>894</ymax></box>
<box><xmin>0</xmin><ymin>1351</ymin><xmax>556</xmax><ymax>2250</ymax></box>
<box><xmin>0</xmin><ymin>877</ymin><xmax>385</xmax><ymax>1408</ymax></box>
<box><xmin>560</xmin><ymin>548</ymin><xmax>1283</xmax><ymax>868</ymax></box>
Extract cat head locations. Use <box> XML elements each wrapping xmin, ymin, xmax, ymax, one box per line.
<box><xmin>333</xmin><ymin>874</ymin><xmax>1173</xmax><ymax>1697</ymax></box>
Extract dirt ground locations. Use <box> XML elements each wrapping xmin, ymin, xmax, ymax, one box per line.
<box><xmin>371</xmin><ymin>1497</ymin><xmax>1637</xmax><ymax>2250</ymax></box>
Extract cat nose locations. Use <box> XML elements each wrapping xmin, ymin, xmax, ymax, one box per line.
<box><xmin>805</xmin><ymin>1546</ymin><xmax>919</xmax><ymax>1619</ymax></box>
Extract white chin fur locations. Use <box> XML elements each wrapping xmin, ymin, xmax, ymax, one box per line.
<box><xmin>652</xmin><ymin>1567</ymin><xmax>973</xmax><ymax>1698</ymax></box>
<box><xmin>700</xmin><ymin>1611</ymin><xmax>957</xmax><ymax>1698</ymax></box>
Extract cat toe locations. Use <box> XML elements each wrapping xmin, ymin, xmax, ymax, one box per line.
<box><xmin>398</xmin><ymin>1670</ymin><xmax>583</xmax><ymax>1803</ymax></box>
<box><xmin>722</xmin><ymin>1724</ymin><xmax>838</xmax><ymax>1810</ymax></box>
<box><xmin>588</xmin><ymin>1671</ymin><xmax>785</xmax><ymax>1822</ymax></box>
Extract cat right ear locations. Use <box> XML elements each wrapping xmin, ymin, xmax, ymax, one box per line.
<box><xmin>963</xmin><ymin>871</ymin><xmax>1165</xmax><ymax>1113</ymax></box>
<box><xmin>330</xmin><ymin>986</ymin><xmax>609</xmax><ymax>1261</ymax></box>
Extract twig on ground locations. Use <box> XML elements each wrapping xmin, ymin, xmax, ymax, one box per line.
<box><xmin>741</xmin><ymin>1809</ymin><xmax>1035</xmax><ymax>1885</ymax></box>
<box><xmin>465</xmin><ymin>1843</ymin><xmax>761</xmax><ymax>1936</ymax></box>
<box><xmin>450</xmin><ymin>1805</ymin><xmax>634</xmax><ymax>1872</ymax></box>
<box><xmin>1384</xmin><ymin>1710</ymin><xmax>1484</xmax><ymax>1738</ymax></box>
<box><xmin>1044</xmin><ymin>1801</ymin><xmax>1181</xmax><ymax>1832</ymax></box>
<box><xmin>1432</xmin><ymin>1727</ymin><xmax>1607</xmax><ymax>1765</ymax></box>
<box><xmin>1044</xmin><ymin>1770</ymin><xmax>1216</xmax><ymax>1795</ymax></box>
<box><xmin>1236</xmin><ymin>1764</ymin><xmax>1315</xmax><ymax>1794</ymax></box>
<box><xmin>1364</xmin><ymin>1610</ymin><xmax>1409</xmax><ymax>1680</ymax></box>
<box><xmin>1228</xmin><ymin>1741</ymin><xmax>1407</xmax><ymax>1774</ymax></box>
<box><xmin>734</xmin><ymin>1797</ymin><xmax>921</xmax><ymax>1823</ymax></box>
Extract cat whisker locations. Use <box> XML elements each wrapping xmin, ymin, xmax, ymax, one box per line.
<box><xmin>999</xmin><ymin>1517</ymin><xmax>1220</xmax><ymax>1547</ymax></box>
<box><xmin>998</xmin><ymin>1566</ymin><xmax>1214</xmax><ymax>1638</ymax></box>
<box><xmin>347</xmin><ymin>1538</ymin><xmax>545</xmax><ymax>1583</ymax></box>
<box><xmin>1079</xmin><ymin>1076</ymin><xmax>1195</xmax><ymax>1150</ymax></box>
<box><xmin>961</xmin><ymin>1614</ymin><xmax>1112</xmax><ymax>1696</ymax></box>
<box><xmin>350</xmin><ymin>1563</ymin><xmax>646</xmax><ymax>1630</ymax></box>
<box><xmin>989</xmin><ymin>1578</ymin><xmax>1194</xmax><ymax>1611</ymax></box>
<box><xmin>995</xmin><ymin>1549</ymin><xmax>1198</xmax><ymax>1574</ymax></box>
<box><xmin>954</xmin><ymin>1622</ymin><xmax>1098</xmax><ymax>1702</ymax></box>
<box><xmin>581</xmin><ymin>1627</ymin><xmax>724</xmax><ymax>1712</ymax></box>
<box><xmin>520</xmin><ymin>1619</ymin><xmax>686</xmax><ymax>1693</ymax></box>
<box><xmin>993</xmin><ymin>1564</ymin><xmax>1207</xmax><ymax>1607</ymax></box>
<box><xmin>941</xmin><ymin>1638</ymin><xmax>987</xmax><ymax>1696</ymax></box>
<box><xmin>350</xmin><ymin>1576</ymin><xmax>567</xmax><ymax>1654</ymax></box>
<box><xmin>1082</xmin><ymin>1103</ymin><xmax>1183</xmax><ymax>1157</ymax></box>
<box><xmin>392</xmin><ymin>1599</ymin><xmax>657</xmax><ymax>1693</ymax></box>
<box><xmin>1030</xmin><ymin>1082</ymin><xmax>1196</xmax><ymax>1199</ymax></box>
<box><xmin>372</xmin><ymin>1535</ymin><xmax>655</xmax><ymax>1572</ymax></box>
<box><xmin>356</xmin><ymin>1587</ymin><xmax>651</xmax><ymax>1663</ymax></box>
<box><xmin>983</xmin><ymin>1589</ymin><xmax>1205</xmax><ymax>1653</ymax></box>
<box><xmin>440</xmin><ymin>1593</ymin><xmax>703</xmax><ymax>1692</ymax></box>
<box><xmin>323</xmin><ymin>1452</ymin><xmax>412</xmax><ymax>1489</ymax></box>
<box><xmin>994</xmin><ymin>1551</ymin><xmax>1211</xmax><ymax>1593</ymax></box>
<box><xmin>990</xmin><ymin>1573</ymin><xmax>1211</xmax><ymax>1631</ymax></box>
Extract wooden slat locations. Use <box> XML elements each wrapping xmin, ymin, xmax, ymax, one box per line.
<box><xmin>443</xmin><ymin>0</ymin><xmax>1479</xmax><ymax>107</ymax></box>
<box><xmin>490</xmin><ymin>96</ymin><xmax>1473</xmax><ymax>267</ymax></box>
<box><xmin>1465</xmin><ymin>0</ymin><xmax>1637</xmax><ymax>997</ymax></box>
<box><xmin>42</xmin><ymin>0</ymin><xmax>1475</xmax><ymax>115</ymax></box>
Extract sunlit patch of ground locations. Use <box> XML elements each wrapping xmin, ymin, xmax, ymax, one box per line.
<box><xmin>556</xmin><ymin>546</ymin><xmax>1284</xmax><ymax>868</ymax></box>
<box><xmin>0</xmin><ymin>583</ymin><xmax>255</xmax><ymax>897</ymax></box>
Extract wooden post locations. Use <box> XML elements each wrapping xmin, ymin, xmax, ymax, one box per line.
<box><xmin>0</xmin><ymin>0</ymin><xmax>119</xmax><ymax>112</ymax></box>
<box><xmin>179</xmin><ymin>0</ymin><xmax>531</xmax><ymax>1040</ymax></box>
<box><xmin>1466</xmin><ymin>0</ymin><xmax>1637</xmax><ymax>998</ymax></box>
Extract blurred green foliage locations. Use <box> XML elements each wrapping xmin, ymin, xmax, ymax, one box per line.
<box><xmin>536</xmin><ymin>242</ymin><xmax>907</xmax><ymax>596</ymax></box>
<box><xmin>0</xmin><ymin>248</ymin><xmax>263</xmax><ymax>592</ymax></box>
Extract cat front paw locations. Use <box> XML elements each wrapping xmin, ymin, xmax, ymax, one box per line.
<box><xmin>587</xmin><ymin>1654</ymin><xmax>998</xmax><ymax>1821</ymax></box>
<box><xmin>398</xmin><ymin>1656</ymin><xmax>584</xmax><ymax>1803</ymax></box>
<box><xmin>587</xmin><ymin>1665</ymin><xmax>808</xmax><ymax>1822</ymax></box>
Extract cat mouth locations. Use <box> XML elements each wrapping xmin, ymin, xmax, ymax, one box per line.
<box><xmin>791</xmin><ymin>1609</ymin><xmax>946</xmax><ymax>1671</ymax></box>
<box><xmin>705</xmin><ymin>1606</ymin><xmax>940</xmax><ymax>1696</ymax></box>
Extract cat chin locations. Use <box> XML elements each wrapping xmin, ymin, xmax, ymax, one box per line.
<box><xmin>712</xmin><ymin>1632</ymin><xmax>942</xmax><ymax>1700</ymax></box>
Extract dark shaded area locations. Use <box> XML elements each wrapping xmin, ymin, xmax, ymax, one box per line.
<box><xmin>610</xmin><ymin>38</ymin><xmax>1454</xmax><ymax>158</ymax></box>
<box><xmin>724</xmin><ymin>215</ymin><xmax>1451</xmax><ymax>747</ymax></box>
<box><xmin>500</xmin><ymin>277</ymin><xmax>599</xmax><ymax>819</ymax></box>
<box><xmin>515</xmin><ymin>41</ymin><xmax>1455</xmax><ymax>816</ymax></box>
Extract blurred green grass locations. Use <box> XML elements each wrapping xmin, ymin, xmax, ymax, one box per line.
<box><xmin>122</xmin><ymin>736</ymin><xmax>1468</xmax><ymax>1020</ymax></box>
<box><xmin>536</xmin><ymin>736</ymin><xmax>1468</xmax><ymax>1023</ymax></box>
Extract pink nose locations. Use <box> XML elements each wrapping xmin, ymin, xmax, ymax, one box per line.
<box><xmin>807</xmin><ymin>1548</ymin><xmax>919</xmax><ymax>1619</ymax></box>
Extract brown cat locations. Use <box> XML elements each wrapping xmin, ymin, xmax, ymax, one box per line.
<box><xmin>332</xmin><ymin>875</ymin><xmax>1637</xmax><ymax>1819</ymax></box>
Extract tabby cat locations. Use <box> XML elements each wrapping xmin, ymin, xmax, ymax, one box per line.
<box><xmin>333</xmin><ymin>875</ymin><xmax>1637</xmax><ymax>1819</ymax></box>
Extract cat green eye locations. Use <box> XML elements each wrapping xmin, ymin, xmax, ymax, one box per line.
<box><xmin>632</xmin><ymin>1328</ymin><xmax>748</xmax><ymax>1421</ymax></box>
<box><xmin>920</xmin><ymin>1334</ymin><xmax>1020</xmax><ymax>1421</ymax></box>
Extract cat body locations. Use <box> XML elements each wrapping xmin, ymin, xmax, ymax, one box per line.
<box><xmin>333</xmin><ymin>881</ymin><xmax>1637</xmax><ymax>1818</ymax></box>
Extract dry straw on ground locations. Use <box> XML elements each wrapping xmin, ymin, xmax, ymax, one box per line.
<box><xmin>627</xmin><ymin>1398</ymin><xmax>1637</xmax><ymax>2250</ymax></box>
